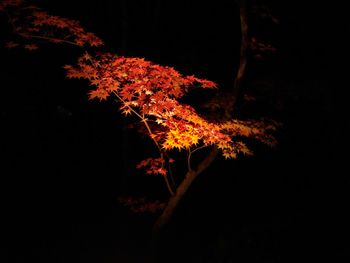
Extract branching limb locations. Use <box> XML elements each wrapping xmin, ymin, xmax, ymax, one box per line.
<box><xmin>187</xmin><ymin>144</ymin><xmax>209</xmax><ymax>172</ymax></box>
<box><xmin>113</xmin><ymin>90</ymin><xmax>175</xmax><ymax>196</ymax></box>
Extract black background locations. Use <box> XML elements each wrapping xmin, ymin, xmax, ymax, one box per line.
<box><xmin>1</xmin><ymin>1</ymin><xmax>347</xmax><ymax>262</ymax></box>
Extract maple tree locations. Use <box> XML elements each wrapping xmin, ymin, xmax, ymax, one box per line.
<box><xmin>1</xmin><ymin>0</ymin><xmax>279</xmax><ymax>234</ymax></box>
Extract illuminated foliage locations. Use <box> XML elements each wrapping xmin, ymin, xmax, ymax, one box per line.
<box><xmin>1</xmin><ymin>0</ymin><xmax>102</xmax><ymax>48</ymax></box>
<box><xmin>63</xmin><ymin>52</ymin><xmax>277</xmax><ymax>165</ymax></box>
<box><xmin>1</xmin><ymin>0</ymin><xmax>279</xmax><ymax>223</ymax></box>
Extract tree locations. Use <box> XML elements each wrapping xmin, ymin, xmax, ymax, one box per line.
<box><xmin>1</xmin><ymin>0</ymin><xmax>279</xmax><ymax>237</ymax></box>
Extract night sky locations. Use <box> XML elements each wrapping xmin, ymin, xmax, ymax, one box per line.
<box><xmin>1</xmin><ymin>1</ymin><xmax>347</xmax><ymax>262</ymax></box>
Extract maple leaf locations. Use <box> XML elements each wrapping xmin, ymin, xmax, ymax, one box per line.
<box><xmin>122</xmin><ymin>108</ymin><xmax>132</xmax><ymax>116</ymax></box>
<box><xmin>88</xmin><ymin>89</ymin><xmax>109</xmax><ymax>101</ymax></box>
<box><xmin>197</xmin><ymin>79</ymin><xmax>217</xmax><ymax>89</ymax></box>
<box><xmin>136</xmin><ymin>158</ymin><xmax>167</xmax><ymax>176</ymax></box>
<box><xmin>156</xmin><ymin>119</ymin><xmax>164</xmax><ymax>125</ymax></box>
<box><xmin>120</xmin><ymin>87</ymin><xmax>134</xmax><ymax>101</ymax></box>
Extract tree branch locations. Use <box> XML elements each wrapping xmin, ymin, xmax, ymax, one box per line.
<box><xmin>152</xmin><ymin>146</ymin><xmax>218</xmax><ymax>235</ymax></box>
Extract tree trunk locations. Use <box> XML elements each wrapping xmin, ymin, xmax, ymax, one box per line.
<box><xmin>152</xmin><ymin>147</ymin><xmax>218</xmax><ymax>235</ymax></box>
<box><xmin>232</xmin><ymin>0</ymin><xmax>248</xmax><ymax>110</ymax></box>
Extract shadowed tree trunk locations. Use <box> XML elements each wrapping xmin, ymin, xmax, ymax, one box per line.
<box><xmin>234</xmin><ymin>0</ymin><xmax>248</xmax><ymax>94</ymax></box>
<box><xmin>152</xmin><ymin>147</ymin><xmax>218</xmax><ymax>234</ymax></box>
<box><xmin>231</xmin><ymin>0</ymin><xmax>248</xmax><ymax>113</ymax></box>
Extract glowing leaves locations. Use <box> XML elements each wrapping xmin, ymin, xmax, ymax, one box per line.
<box><xmin>183</xmin><ymin>75</ymin><xmax>217</xmax><ymax>89</ymax></box>
<box><xmin>88</xmin><ymin>89</ymin><xmax>109</xmax><ymax>101</ymax></box>
<box><xmin>220</xmin><ymin>120</ymin><xmax>252</xmax><ymax>137</ymax></box>
<box><xmin>121</xmin><ymin>107</ymin><xmax>132</xmax><ymax>116</ymax></box>
<box><xmin>64</xmin><ymin>54</ymin><xmax>120</xmax><ymax>101</ymax></box>
<box><xmin>162</xmin><ymin>126</ymin><xmax>200</xmax><ymax>151</ymax></box>
<box><xmin>235</xmin><ymin>141</ymin><xmax>253</xmax><ymax>156</ymax></box>
<box><xmin>1</xmin><ymin>1</ymin><xmax>103</xmax><ymax>49</ymax></box>
<box><xmin>196</xmin><ymin>79</ymin><xmax>217</xmax><ymax>89</ymax></box>
<box><xmin>220</xmin><ymin>119</ymin><xmax>280</xmax><ymax>148</ymax></box>
<box><xmin>136</xmin><ymin>158</ymin><xmax>167</xmax><ymax>176</ymax></box>
<box><xmin>61</xmin><ymin>52</ymin><xmax>278</xmax><ymax>161</ymax></box>
<box><xmin>78</xmin><ymin>32</ymin><xmax>103</xmax><ymax>47</ymax></box>
<box><xmin>63</xmin><ymin>64</ymin><xmax>89</xmax><ymax>80</ymax></box>
<box><xmin>220</xmin><ymin>145</ymin><xmax>237</xmax><ymax>160</ymax></box>
<box><xmin>119</xmin><ymin>85</ymin><xmax>135</xmax><ymax>101</ymax></box>
<box><xmin>63</xmin><ymin>52</ymin><xmax>219</xmax><ymax>126</ymax></box>
<box><xmin>61</xmin><ymin>52</ymin><xmax>280</xmax><ymax>161</ymax></box>
<box><xmin>1</xmin><ymin>0</ymin><xmax>282</xmax><ymax>207</ymax></box>
<box><xmin>29</xmin><ymin>11</ymin><xmax>103</xmax><ymax>47</ymax></box>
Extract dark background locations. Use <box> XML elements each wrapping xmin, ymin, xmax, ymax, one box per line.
<box><xmin>1</xmin><ymin>1</ymin><xmax>347</xmax><ymax>262</ymax></box>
